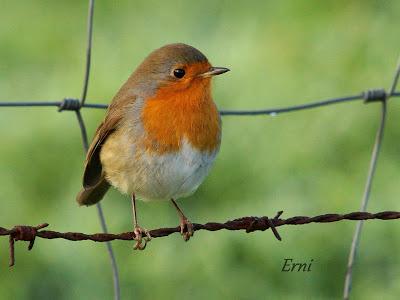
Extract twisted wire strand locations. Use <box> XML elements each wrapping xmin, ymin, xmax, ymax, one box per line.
<box><xmin>1</xmin><ymin>211</ymin><xmax>398</xmax><ymax>266</ymax></box>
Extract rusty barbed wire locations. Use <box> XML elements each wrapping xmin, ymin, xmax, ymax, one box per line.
<box><xmin>1</xmin><ymin>210</ymin><xmax>399</xmax><ymax>268</ymax></box>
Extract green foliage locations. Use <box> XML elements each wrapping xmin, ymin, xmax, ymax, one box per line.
<box><xmin>1</xmin><ymin>1</ymin><xmax>400</xmax><ymax>299</ymax></box>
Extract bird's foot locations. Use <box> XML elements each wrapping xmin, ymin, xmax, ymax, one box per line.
<box><xmin>133</xmin><ymin>226</ymin><xmax>152</xmax><ymax>250</ymax></box>
<box><xmin>179</xmin><ymin>217</ymin><xmax>194</xmax><ymax>242</ymax></box>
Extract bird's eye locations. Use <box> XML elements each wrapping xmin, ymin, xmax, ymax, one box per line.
<box><xmin>173</xmin><ymin>68</ymin><xmax>185</xmax><ymax>78</ymax></box>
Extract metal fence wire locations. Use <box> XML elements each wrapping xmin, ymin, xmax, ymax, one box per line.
<box><xmin>1</xmin><ymin>1</ymin><xmax>400</xmax><ymax>300</ymax></box>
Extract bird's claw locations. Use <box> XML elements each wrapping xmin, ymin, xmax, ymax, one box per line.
<box><xmin>180</xmin><ymin>218</ymin><xmax>194</xmax><ymax>242</ymax></box>
<box><xmin>133</xmin><ymin>226</ymin><xmax>151</xmax><ymax>250</ymax></box>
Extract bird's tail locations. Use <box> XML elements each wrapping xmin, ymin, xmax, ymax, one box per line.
<box><xmin>76</xmin><ymin>178</ymin><xmax>110</xmax><ymax>206</ymax></box>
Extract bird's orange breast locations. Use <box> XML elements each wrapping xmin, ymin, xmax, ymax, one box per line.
<box><xmin>141</xmin><ymin>79</ymin><xmax>221</xmax><ymax>154</ymax></box>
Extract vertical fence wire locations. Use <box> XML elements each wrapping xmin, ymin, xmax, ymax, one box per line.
<box><xmin>343</xmin><ymin>56</ymin><xmax>400</xmax><ymax>299</ymax></box>
<box><xmin>343</xmin><ymin>101</ymin><xmax>387</xmax><ymax>299</ymax></box>
<box><xmin>76</xmin><ymin>1</ymin><xmax>120</xmax><ymax>299</ymax></box>
<box><xmin>80</xmin><ymin>0</ymin><xmax>94</xmax><ymax>108</ymax></box>
<box><xmin>389</xmin><ymin>57</ymin><xmax>400</xmax><ymax>95</ymax></box>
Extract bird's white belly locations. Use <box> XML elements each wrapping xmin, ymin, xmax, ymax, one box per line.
<box><xmin>105</xmin><ymin>138</ymin><xmax>218</xmax><ymax>201</ymax></box>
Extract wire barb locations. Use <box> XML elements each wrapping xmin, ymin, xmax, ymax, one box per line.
<box><xmin>245</xmin><ymin>211</ymin><xmax>283</xmax><ymax>241</ymax></box>
<box><xmin>7</xmin><ymin>223</ymin><xmax>49</xmax><ymax>267</ymax></box>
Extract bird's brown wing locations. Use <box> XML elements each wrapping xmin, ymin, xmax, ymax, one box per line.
<box><xmin>77</xmin><ymin>91</ymin><xmax>136</xmax><ymax>205</ymax></box>
<box><xmin>83</xmin><ymin>110</ymin><xmax>121</xmax><ymax>188</ymax></box>
<box><xmin>76</xmin><ymin>109</ymin><xmax>121</xmax><ymax>206</ymax></box>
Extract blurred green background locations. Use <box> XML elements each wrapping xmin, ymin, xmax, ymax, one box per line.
<box><xmin>1</xmin><ymin>1</ymin><xmax>399</xmax><ymax>299</ymax></box>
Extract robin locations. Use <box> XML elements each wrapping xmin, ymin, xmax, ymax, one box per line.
<box><xmin>76</xmin><ymin>43</ymin><xmax>229</xmax><ymax>249</ymax></box>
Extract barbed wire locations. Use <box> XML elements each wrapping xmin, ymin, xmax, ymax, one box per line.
<box><xmin>1</xmin><ymin>0</ymin><xmax>400</xmax><ymax>299</ymax></box>
<box><xmin>1</xmin><ymin>210</ymin><xmax>399</xmax><ymax>267</ymax></box>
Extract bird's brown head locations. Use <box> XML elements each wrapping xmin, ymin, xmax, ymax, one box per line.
<box><xmin>130</xmin><ymin>43</ymin><xmax>229</xmax><ymax>98</ymax></box>
<box><xmin>126</xmin><ymin>43</ymin><xmax>229</xmax><ymax>154</ymax></box>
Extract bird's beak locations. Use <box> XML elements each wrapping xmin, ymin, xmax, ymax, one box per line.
<box><xmin>199</xmin><ymin>67</ymin><xmax>230</xmax><ymax>78</ymax></box>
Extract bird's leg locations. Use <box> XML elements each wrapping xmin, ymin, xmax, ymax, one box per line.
<box><xmin>131</xmin><ymin>193</ymin><xmax>151</xmax><ymax>250</ymax></box>
<box><xmin>170</xmin><ymin>199</ymin><xmax>194</xmax><ymax>241</ymax></box>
